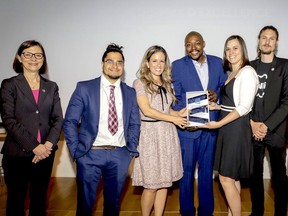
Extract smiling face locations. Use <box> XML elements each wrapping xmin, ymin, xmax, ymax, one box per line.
<box><xmin>185</xmin><ymin>32</ymin><xmax>206</xmax><ymax>63</ymax></box>
<box><xmin>225</xmin><ymin>38</ymin><xmax>243</xmax><ymax>70</ymax></box>
<box><xmin>17</xmin><ymin>45</ymin><xmax>44</xmax><ymax>74</ymax></box>
<box><xmin>146</xmin><ymin>51</ymin><xmax>166</xmax><ymax>81</ymax></box>
<box><xmin>102</xmin><ymin>52</ymin><xmax>124</xmax><ymax>83</ymax></box>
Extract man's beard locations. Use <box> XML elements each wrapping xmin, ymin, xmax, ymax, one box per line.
<box><xmin>259</xmin><ymin>45</ymin><xmax>277</xmax><ymax>55</ymax></box>
<box><xmin>107</xmin><ymin>74</ymin><xmax>121</xmax><ymax>80</ymax></box>
<box><xmin>260</xmin><ymin>50</ymin><xmax>273</xmax><ymax>55</ymax></box>
<box><xmin>105</xmin><ymin>72</ymin><xmax>121</xmax><ymax>80</ymax></box>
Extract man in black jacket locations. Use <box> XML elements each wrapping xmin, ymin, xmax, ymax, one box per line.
<box><xmin>250</xmin><ymin>25</ymin><xmax>288</xmax><ymax>216</ymax></box>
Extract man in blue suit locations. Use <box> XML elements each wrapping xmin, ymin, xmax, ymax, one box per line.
<box><xmin>63</xmin><ymin>43</ymin><xmax>140</xmax><ymax>216</ymax></box>
<box><xmin>172</xmin><ymin>31</ymin><xmax>227</xmax><ymax>216</ymax></box>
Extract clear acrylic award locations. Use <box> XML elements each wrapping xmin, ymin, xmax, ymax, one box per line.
<box><xmin>186</xmin><ymin>91</ymin><xmax>210</xmax><ymax>126</ymax></box>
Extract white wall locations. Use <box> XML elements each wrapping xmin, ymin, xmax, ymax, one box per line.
<box><xmin>0</xmin><ymin>0</ymin><xmax>287</xmax><ymax>178</ymax></box>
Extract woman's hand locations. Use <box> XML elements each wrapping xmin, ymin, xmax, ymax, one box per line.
<box><xmin>32</xmin><ymin>144</ymin><xmax>52</xmax><ymax>163</ymax></box>
<box><xmin>198</xmin><ymin>121</ymin><xmax>222</xmax><ymax>129</ymax></box>
<box><xmin>209</xmin><ymin>102</ymin><xmax>221</xmax><ymax>110</ymax></box>
<box><xmin>32</xmin><ymin>155</ymin><xmax>40</xmax><ymax>164</ymax></box>
<box><xmin>172</xmin><ymin>116</ymin><xmax>188</xmax><ymax>129</ymax></box>
<box><xmin>178</xmin><ymin>107</ymin><xmax>187</xmax><ymax>117</ymax></box>
<box><xmin>32</xmin><ymin>144</ymin><xmax>47</xmax><ymax>155</ymax></box>
<box><xmin>44</xmin><ymin>141</ymin><xmax>53</xmax><ymax>151</ymax></box>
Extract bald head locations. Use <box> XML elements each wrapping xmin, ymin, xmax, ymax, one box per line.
<box><xmin>184</xmin><ymin>31</ymin><xmax>206</xmax><ymax>63</ymax></box>
<box><xmin>185</xmin><ymin>31</ymin><xmax>204</xmax><ymax>44</ymax></box>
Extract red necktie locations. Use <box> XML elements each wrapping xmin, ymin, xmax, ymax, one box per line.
<box><xmin>108</xmin><ymin>85</ymin><xmax>118</xmax><ymax>135</ymax></box>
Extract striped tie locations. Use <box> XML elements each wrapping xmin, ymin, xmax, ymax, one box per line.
<box><xmin>108</xmin><ymin>85</ymin><xmax>118</xmax><ymax>135</ymax></box>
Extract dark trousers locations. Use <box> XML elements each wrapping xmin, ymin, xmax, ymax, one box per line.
<box><xmin>75</xmin><ymin>147</ymin><xmax>131</xmax><ymax>216</ymax></box>
<box><xmin>179</xmin><ymin>131</ymin><xmax>216</xmax><ymax>216</ymax></box>
<box><xmin>250</xmin><ymin>132</ymin><xmax>288</xmax><ymax>216</ymax></box>
<box><xmin>2</xmin><ymin>152</ymin><xmax>55</xmax><ymax>216</ymax></box>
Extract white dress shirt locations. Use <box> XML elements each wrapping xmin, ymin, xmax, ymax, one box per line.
<box><xmin>192</xmin><ymin>54</ymin><xmax>209</xmax><ymax>90</ymax></box>
<box><xmin>93</xmin><ymin>75</ymin><xmax>125</xmax><ymax>147</ymax></box>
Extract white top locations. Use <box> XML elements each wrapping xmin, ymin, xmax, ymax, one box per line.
<box><xmin>192</xmin><ymin>54</ymin><xmax>209</xmax><ymax>90</ymax></box>
<box><xmin>93</xmin><ymin>75</ymin><xmax>125</xmax><ymax>147</ymax></box>
<box><xmin>232</xmin><ymin>65</ymin><xmax>259</xmax><ymax>116</ymax></box>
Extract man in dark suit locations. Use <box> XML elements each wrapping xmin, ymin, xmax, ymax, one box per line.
<box><xmin>63</xmin><ymin>43</ymin><xmax>140</xmax><ymax>216</ymax></box>
<box><xmin>172</xmin><ymin>31</ymin><xmax>227</xmax><ymax>216</ymax></box>
<box><xmin>250</xmin><ymin>25</ymin><xmax>288</xmax><ymax>216</ymax></box>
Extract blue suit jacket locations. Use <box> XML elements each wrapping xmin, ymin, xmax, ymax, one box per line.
<box><xmin>63</xmin><ymin>77</ymin><xmax>140</xmax><ymax>160</ymax></box>
<box><xmin>172</xmin><ymin>55</ymin><xmax>227</xmax><ymax>139</ymax></box>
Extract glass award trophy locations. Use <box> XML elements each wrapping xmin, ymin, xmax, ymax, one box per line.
<box><xmin>186</xmin><ymin>91</ymin><xmax>210</xmax><ymax>127</ymax></box>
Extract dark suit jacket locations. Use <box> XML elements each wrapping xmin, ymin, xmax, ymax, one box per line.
<box><xmin>172</xmin><ymin>55</ymin><xmax>227</xmax><ymax>139</ymax></box>
<box><xmin>251</xmin><ymin>56</ymin><xmax>288</xmax><ymax>139</ymax></box>
<box><xmin>63</xmin><ymin>77</ymin><xmax>140</xmax><ymax>160</ymax></box>
<box><xmin>0</xmin><ymin>73</ymin><xmax>63</xmax><ymax>156</ymax></box>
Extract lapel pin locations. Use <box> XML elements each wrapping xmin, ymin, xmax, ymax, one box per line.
<box><xmin>271</xmin><ymin>68</ymin><xmax>275</xmax><ymax>71</ymax></box>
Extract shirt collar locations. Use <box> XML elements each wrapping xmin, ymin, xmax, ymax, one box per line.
<box><xmin>191</xmin><ymin>52</ymin><xmax>207</xmax><ymax>65</ymax></box>
<box><xmin>101</xmin><ymin>75</ymin><xmax>121</xmax><ymax>88</ymax></box>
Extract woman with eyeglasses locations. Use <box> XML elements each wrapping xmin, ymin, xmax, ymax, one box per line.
<box><xmin>0</xmin><ymin>40</ymin><xmax>63</xmax><ymax>216</ymax></box>
<box><xmin>131</xmin><ymin>45</ymin><xmax>187</xmax><ymax>216</ymax></box>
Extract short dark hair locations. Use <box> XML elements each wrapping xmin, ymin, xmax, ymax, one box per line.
<box><xmin>13</xmin><ymin>40</ymin><xmax>48</xmax><ymax>74</ymax></box>
<box><xmin>184</xmin><ymin>31</ymin><xmax>204</xmax><ymax>44</ymax></box>
<box><xmin>102</xmin><ymin>43</ymin><xmax>124</xmax><ymax>62</ymax></box>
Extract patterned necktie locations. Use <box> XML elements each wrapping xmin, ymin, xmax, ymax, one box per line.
<box><xmin>108</xmin><ymin>85</ymin><xmax>118</xmax><ymax>135</ymax></box>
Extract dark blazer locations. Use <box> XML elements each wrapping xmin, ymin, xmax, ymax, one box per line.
<box><xmin>251</xmin><ymin>56</ymin><xmax>288</xmax><ymax>139</ymax></box>
<box><xmin>63</xmin><ymin>77</ymin><xmax>140</xmax><ymax>160</ymax></box>
<box><xmin>172</xmin><ymin>55</ymin><xmax>227</xmax><ymax>139</ymax></box>
<box><xmin>0</xmin><ymin>73</ymin><xmax>63</xmax><ymax>156</ymax></box>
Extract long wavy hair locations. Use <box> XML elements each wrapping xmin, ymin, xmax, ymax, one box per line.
<box><xmin>256</xmin><ymin>25</ymin><xmax>279</xmax><ymax>58</ymax></box>
<box><xmin>136</xmin><ymin>45</ymin><xmax>176</xmax><ymax>102</ymax></box>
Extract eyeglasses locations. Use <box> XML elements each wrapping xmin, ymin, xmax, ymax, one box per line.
<box><xmin>22</xmin><ymin>52</ymin><xmax>44</xmax><ymax>60</ymax></box>
<box><xmin>104</xmin><ymin>59</ymin><xmax>124</xmax><ymax>67</ymax></box>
